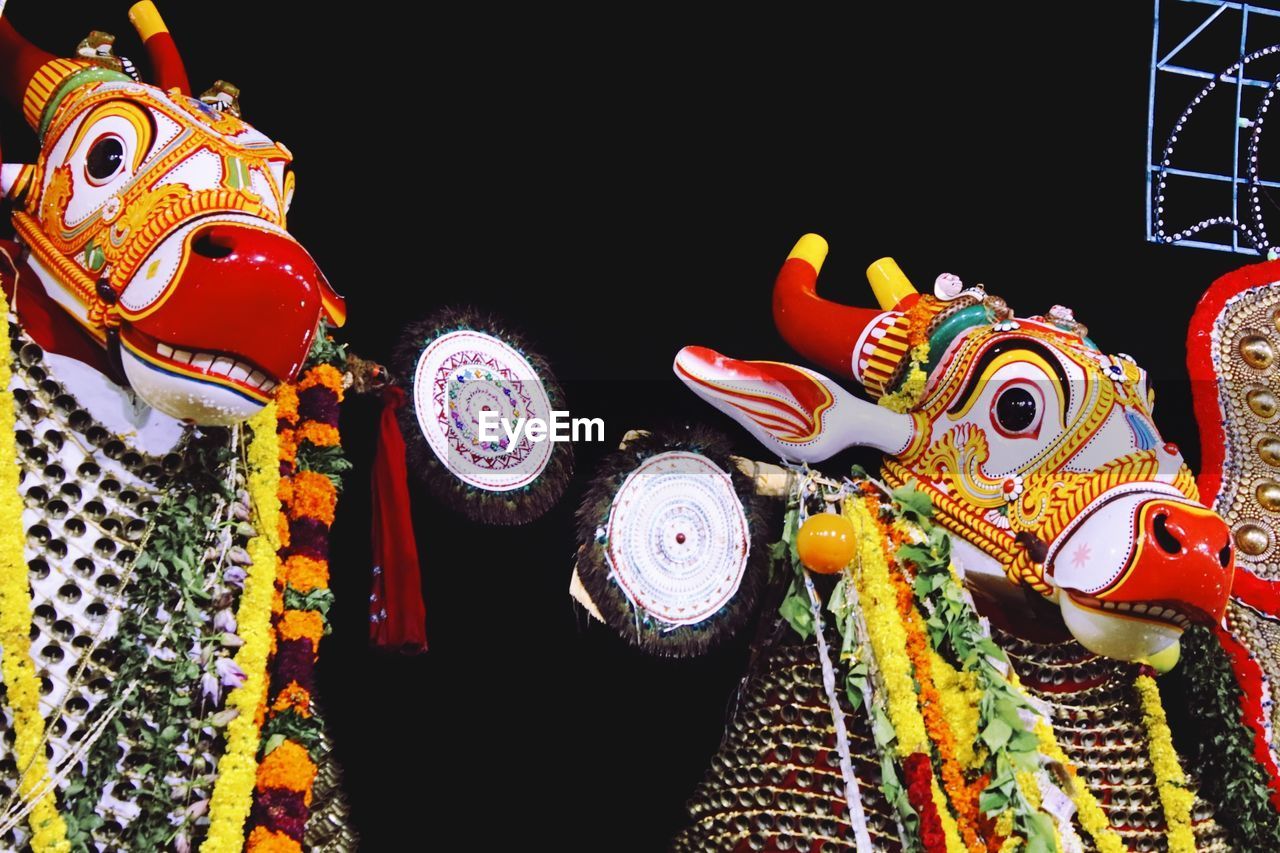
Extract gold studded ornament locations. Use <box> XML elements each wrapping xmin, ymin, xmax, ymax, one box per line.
<box><xmin>1187</xmin><ymin>259</ymin><xmax>1280</xmax><ymax>785</ymax></box>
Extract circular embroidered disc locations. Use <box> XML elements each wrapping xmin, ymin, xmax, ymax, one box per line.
<box><xmin>605</xmin><ymin>451</ymin><xmax>750</xmax><ymax>626</ymax></box>
<box><xmin>412</xmin><ymin>329</ymin><xmax>555</xmax><ymax>492</ymax></box>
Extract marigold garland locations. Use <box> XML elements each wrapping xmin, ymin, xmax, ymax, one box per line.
<box><xmin>0</xmin><ymin>291</ymin><xmax>70</xmax><ymax>851</ymax></box>
<box><xmin>847</xmin><ymin>498</ymin><xmax>928</xmax><ymax>756</ymax></box>
<box><xmin>281</xmin><ymin>554</ymin><xmax>329</xmax><ymax>593</ymax></box>
<box><xmin>249</xmin><ymin>347</ymin><xmax>347</xmax><ymax>852</ymax></box>
<box><xmin>246</xmin><ymin>826</ymin><xmax>303</xmax><ymax>853</ymax></box>
<box><xmin>1031</xmin><ymin>721</ymin><xmax>1126</xmax><ymax>853</ymax></box>
<box><xmin>277</xmin><ymin>609</ymin><xmax>325</xmax><ymax>646</ymax></box>
<box><xmin>297</xmin><ymin>363</ymin><xmax>345</xmax><ymax>399</ymax></box>
<box><xmin>846</xmin><ymin>497</ymin><xmax>965</xmax><ymax>853</ymax></box>
<box><xmin>255</xmin><ymin>740</ymin><xmax>318</xmax><ymax>804</ymax></box>
<box><xmin>904</xmin><ymin>752</ymin><xmax>949</xmax><ymax>852</ymax></box>
<box><xmin>1135</xmin><ymin>674</ymin><xmax>1196</xmax><ymax>853</ymax></box>
<box><xmin>885</xmin><ymin>540</ymin><xmax>984</xmax><ymax>852</ymax></box>
<box><xmin>285</xmin><ymin>470</ymin><xmax>337</xmax><ymax>525</ymax></box>
<box><xmin>278</xmin><ymin>428</ymin><xmax>299</xmax><ymax>468</ymax></box>
<box><xmin>200</xmin><ymin>403</ymin><xmax>282</xmax><ymax>853</ymax></box>
<box><xmin>270</xmin><ymin>682</ymin><xmax>313</xmax><ymax>717</ymax></box>
<box><xmin>930</xmin><ymin>650</ymin><xmax>983</xmax><ymax>771</ymax></box>
<box><xmin>880</xmin><ymin>344</ymin><xmax>930</xmax><ymax>414</ymax></box>
<box><xmin>275</xmin><ymin>385</ymin><xmax>300</xmax><ymax>426</ymax></box>
<box><xmin>294</xmin><ymin>422</ymin><xmax>340</xmax><ymax>448</ymax></box>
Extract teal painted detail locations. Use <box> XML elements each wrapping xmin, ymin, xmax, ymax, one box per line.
<box><xmin>922</xmin><ymin>304</ymin><xmax>992</xmax><ymax>375</ymax></box>
<box><xmin>37</xmin><ymin>67</ymin><xmax>131</xmax><ymax>140</ymax></box>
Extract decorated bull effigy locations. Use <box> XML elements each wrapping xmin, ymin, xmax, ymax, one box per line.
<box><xmin>0</xmin><ymin>3</ymin><xmax>357</xmax><ymax>850</ymax></box>
<box><xmin>570</xmin><ymin>233</ymin><xmax>1280</xmax><ymax>851</ymax></box>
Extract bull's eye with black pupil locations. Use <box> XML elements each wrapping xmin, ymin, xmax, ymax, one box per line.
<box><xmin>995</xmin><ymin>386</ymin><xmax>1037</xmax><ymax>432</ymax></box>
<box><xmin>85</xmin><ymin>136</ymin><xmax>125</xmax><ymax>183</ymax></box>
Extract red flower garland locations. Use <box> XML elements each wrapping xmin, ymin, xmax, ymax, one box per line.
<box><xmin>904</xmin><ymin>752</ymin><xmax>948</xmax><ymax>852</ymax></box>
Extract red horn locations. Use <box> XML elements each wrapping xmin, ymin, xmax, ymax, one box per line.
<box><xmin>128</xmin><ymin>1</ymin><xmax>191</xmax><ymax>95</ymax></box>
<box><xmin>0</xmin><ymin>19</ymin><xmax>58</xmax><ymax>117</ymax></box>
<box><xmin>772</xmin><ymin>234</ymin><xmax>887</xmax><ymax>380</ymax></box>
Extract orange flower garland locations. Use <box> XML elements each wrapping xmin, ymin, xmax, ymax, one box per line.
<box><xmin>884</xmin><ymin>539</ymin><xmax>987</xmax><ymax>853</ymax></box>
<box><xmin>246</xmin><ymin>826</ymin><xmax>303</xmax><ymax>853</ymax></box>
<box><xmin>255</xmin><ymin>741</ymin><xmax>318</xmax><ymax>805</ymax></box>
<box><xmin>285</xmin><ymin>471</ymin><xmax>337</xmax><ymax>525</ymax></box>
<box><xmin>277</xmin><ymin>610</ymin><xmax>325</xmax><ymax>646</ymax></box>
<box><xmin>294</xmin><ymin>422</ymin><xmax>339</xmax><ymax>448</ymax></box>
<box><xmin>270</xmin><ymin>682</ymin><xmax>313</xmax><ymax>717</ymax></box>
<box><xmin>247</xmin><ymin>342</ymin><xmax>346</xmax><ymax>852</ymax></box>
<box><xmin>275</xmin><ymin>384</ymin><xmax>300</xmax><ymax>426</ymax></box>
<box><xmin>296</xmin><ymin>363</ymin><xmax>345</xmax><ymax>399</ymax></box>
<box><xmin>281</xmin><ymin>554</ymin><xmax>329</xmax><ymax>593</ymax></box>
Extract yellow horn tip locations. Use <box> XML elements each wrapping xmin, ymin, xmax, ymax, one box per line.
<box><xmin>866</xmin><ymin>257</ymin><xmax>918</xmax><ymax>311</ymax></box>
<box><xmin>787</xmin><ymin>233</ymin><xmax>829</xmax><ymax>272</ymax></box>
<box><xmin>129</xmin><ymin>1</ymin><xmax>170</xmax><ymax>40</ymax></box>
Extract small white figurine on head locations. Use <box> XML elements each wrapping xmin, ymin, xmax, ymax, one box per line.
<box><xmin>934</xmin><ymin>272</ymin><xmax>964</xmax><ymax>300</ymax></box>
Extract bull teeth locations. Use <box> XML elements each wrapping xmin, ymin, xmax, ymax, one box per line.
<box><xmin>1131</xmin><ymin>603</ymin><xmax>1148</xmax><ymax>614</ymax></box>
<box><xmin>160</xmin><ymin>346</ymin><xmax>271</xmax><ymax>389</ymax></box>
<box><xmin>1147</xmin><ymin>606</ymin><xmax>1165</xmax><ymax>617</ymax></box>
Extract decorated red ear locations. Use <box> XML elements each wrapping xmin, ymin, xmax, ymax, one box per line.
<box><xmin>128</xmin><ymin>1</ymin><xmax>191</xmax><ymax>95</ymax></box>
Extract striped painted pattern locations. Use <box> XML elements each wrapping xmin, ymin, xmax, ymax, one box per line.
<box><xmin>853</xmin><ymin>311</ymin><xmax>910</xmax><ymax>397</ymax></box>
<box><xmin>22</xmin><ymin>58</ymin><xmax>91</xmax><ymax>129</ymax></box>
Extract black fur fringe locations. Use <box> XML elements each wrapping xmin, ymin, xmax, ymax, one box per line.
<box><xmin>574</xmin><ymin>424</ymin><xmax>772</xmax><ymax>658</ymax></box>
<box><xmin>391</xmin><ymin>306</ymin><xmax>573</xmax><ymax>526</ymax></box>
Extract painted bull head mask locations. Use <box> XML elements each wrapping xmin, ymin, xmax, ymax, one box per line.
<box><xmin>677</xmin><ymin>234</ymin><xmax>1234</xmax><ymax>666</ymax></box>
<box><xmin>0</xmin><ymin>2</ymin><xmax>345</xmax><ymax>425</ymax></box>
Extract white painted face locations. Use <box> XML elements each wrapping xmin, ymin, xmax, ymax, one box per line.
<box><xmin>22</xmin><ymin>80</ymin><xmax>340</xmax><ymax>427</ymax></box>
<box><xmin>41</xmin><ymin>82</ymin><xmax>293</xmax><ymax>238</ymax></box>
<box><xmin>906</xmin><ymin>320</ymin><xmax>1230</xmax><ymax>666</ymax></box>
<box><xmin>924</xmin><ymin>324</ymin><xmax>1173</xmax><ymax>491</ymax></box>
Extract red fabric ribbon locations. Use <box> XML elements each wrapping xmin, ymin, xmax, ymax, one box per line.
<box><xmin>369</xmin><ymin>385</ymin><xmax>428</xmax><ymax>653</ymax></box>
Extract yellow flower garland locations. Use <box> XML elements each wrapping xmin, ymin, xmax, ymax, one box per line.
<box><xmin>847</xmin><ymin>499</ymin><xmax>927</xmax><ymax>754</ymax></box>
<box><xmin>929</xmin><ymin>649</ymin><xmax>983</xmax><ymax>770</ymax></box>
<box><xmin>846</xmin><ymin>499</ymin><xmax>964</xmax><ymax>852</ymax></box>
<box><xmin>0</xmin><ymin>290</ymin><xmax>70</xmax><ymax>853</ymax></box>
<box><xmin>1135</xmin><ymin>674</ymin><xmax>1196</xmax><ymax>853</ymax></box>
<box><xmin>931</xmin><ymin>775</ymin><xmax>967</xmax><ymax>853</ymax></box>
<box><xmin>1031</xmin><ymin>721</ymin><xmax>1126</xmax><ymax>853</ymax></box>
<box><xmin>879</xmin><ymin>344</ymin><xmax>930</xmax><ymax>414</ymax></box>
<box><xmin>201</xmin><ymin>404</ymin><xmax>282</xmax><ymax>853</ymax></box>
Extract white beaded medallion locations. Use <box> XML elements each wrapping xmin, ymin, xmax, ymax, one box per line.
<box><xmin>412</xmin><ymin>329</ymin><xmax>554</xmax><ymax>492</ymax></box>
<box><xmin>604</xmin><ymin>451</ymin><xmax>750</xmax><ymax>626</ymax></box>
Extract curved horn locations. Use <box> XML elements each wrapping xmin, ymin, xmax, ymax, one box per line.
<box><xmin>772</xmin><ymin>234</ymin><xmax>889</xmax><ymax>380</ymax></box>
<box><xmin>0</xmin><ymin>19</ymin><xmax>58</xmax><ymax>119</ymax></box>
<box><xmin>129</xmin><ymin>1</ymin><xmax>191</xmax><ymax>95</ymax></box>
<box><xmin>866</xmin><ymin>257</ymin><xmax>920</xmax><ymax>311</ymax></box>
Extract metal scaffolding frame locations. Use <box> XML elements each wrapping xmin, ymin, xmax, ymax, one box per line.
<box><xmin>1147</xmin><ymin>0</ymin><xmax>1280</xmax><ymax>254</ymax></box>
